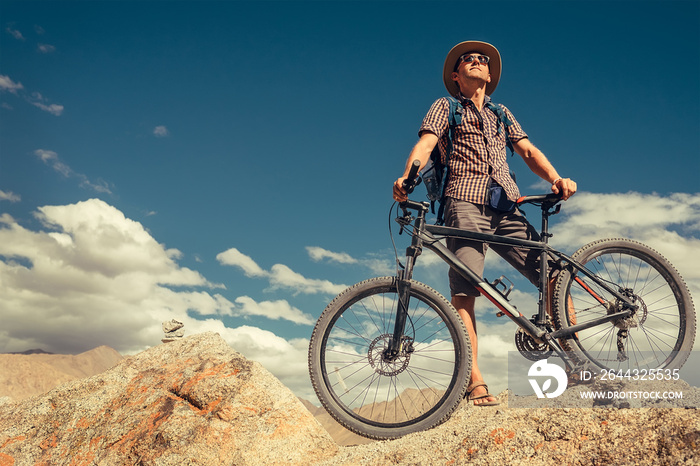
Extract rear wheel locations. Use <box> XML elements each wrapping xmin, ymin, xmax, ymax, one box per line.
<box><xmin>308</xmin><ymin>277</ymin><xmax>471</xmax><ymax>440</ymax></box>
<box><xmin>553</xmin><ymin>238</ymin><xmax>695</xmax><ymax>371</ymax></box>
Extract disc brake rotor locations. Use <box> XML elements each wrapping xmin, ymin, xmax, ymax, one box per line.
<box><xmin>368</xmin><ymin>334</ymin><xmax>412</xmax><ymax>376</ymax></box>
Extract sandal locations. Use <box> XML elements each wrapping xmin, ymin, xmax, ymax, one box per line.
<box><xmin>467</xmin><ymin>381</ymin><xmax>500</xmax><ymax>406</ymax></box>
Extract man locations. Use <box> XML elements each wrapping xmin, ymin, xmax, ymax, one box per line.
<box><xmin>392</xmin><ymin>41</ymin><xmax>577</xmax><ymax>406</ymax></box>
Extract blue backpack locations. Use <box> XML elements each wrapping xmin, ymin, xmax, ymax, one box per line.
<box><xmin>420</xmin><ymin>96</ymin><xmax>515</xmax><ymax>225</ymax></box>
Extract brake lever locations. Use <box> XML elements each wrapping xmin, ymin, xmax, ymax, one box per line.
<box><xmin>395</xmin><ymin>210</ymin><xmax>414</xmax><ymax>235</ymax></box>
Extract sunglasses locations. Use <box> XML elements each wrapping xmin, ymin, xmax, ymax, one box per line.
<box><xmin>454</xmin><ymin>54</ymin><xmax>490</xmax><ymax>71</ymax></box>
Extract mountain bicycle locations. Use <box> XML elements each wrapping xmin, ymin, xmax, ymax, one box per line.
<box><xmin>308</xmin><ymin>161</ymin><xmax>695</xmax><ymax>440</ymax></box>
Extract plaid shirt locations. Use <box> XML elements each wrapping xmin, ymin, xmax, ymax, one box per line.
<box><xmin>419</xmin><ymin>94</ymin><xmax>527</xmax><ymax>204</ymax></box>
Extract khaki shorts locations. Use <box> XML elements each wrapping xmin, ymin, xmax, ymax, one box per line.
<box><xmin>445</xmin><ymin>197</ymin><xmax>541</xmax><ymax>297</ymax></box>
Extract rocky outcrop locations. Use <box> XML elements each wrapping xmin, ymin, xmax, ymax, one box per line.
<box><xmin>0</xmin><ymin>332</ymin><xmax>697</xmax><ymax>465</ymax></box>
<box><xmin>0</xmin><ymin>333</ymin><xmax>337</xmax><ymax>465</ymax></box>
<box><xmin>316</xmin><ymin>400</ymin><xmax>699</xmax><ymax>465</ymax></box>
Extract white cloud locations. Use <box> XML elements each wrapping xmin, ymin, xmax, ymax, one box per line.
<box><xmin>0</xmin><ymin>190</ymin><xmax>20</xmax><ymax>203</ymax></box>
<box><xmin>217</xmin><ymin>247</ymin><xmax>347</xmax><ymax>295</ymax></box>
<box><xmin>28</xmin><ymin>92</ymin><xmax>63</xmax><ymax>115</ymax></box>
<box><xmin>0</xmin><ymin>199</ymin><xmax>232</xmax><ymax>353</ymax></box>
<box><xmin>153</xmin><ymin>125</ymin><xmax>169</xmax><ymax>137</ymax></box>
<box><xmin>269</xmin><ymin>263</ymin><xmax>346</xmax><ymax>295</ymax></box>
<box><xmin>216</xmin><ymin>248</ymin><xmax>267</xmax><ymax>277</ymax></box>
<box><xmin>306</xmin><ymin>246</ymin><xmax>357</xmax><ymax>264</ymax></box>
<box><xmin>33</xmin><ymin>149</ymin><xmax>113</xmax><ymax>194</ymax></box>
<box><xmin>0</xmin><ymin>199</ymin><xmax>318</xmax><ymax>398</ymax></box>
<box><xmin>5</xmin><ymin>26</ymin><xmax>24</xmax><ymax>41</ymax></box>
<box><xmin>550</xmin><ymin>192</ymin><xmax>700</xmax><ymax>297</ymax></box>
<box><xmin>0</xmin><ymin>76</ymin><xmax>62</xmax><ymax>115</ymax></box>
<box><xmin>34</xmin><ymin>149</ymin><xmax>58</xmax><ymax>162</ymax></box>
<box><xmin>0</xmin><ymin>75</ymin><xmax>24</xmax><ymax>94</ymax></box>
<box><xmin>37</xmin><ymin>43</ymin><xmax>56</xmax><ymax>54</ymax></box>
<box><xmin>306</xmin><ymin>246</ymin><xmax>397</xmax><ymax>276</ymax></box>
<box><xmin>554</xmin><ymin>192</ymin><xmax>700</xmax><ymax>235</ymax></box>
<box><xmin>30</xmin><ymin>100</ymin><xmax>64</xmax><ymax>116</ymax></box>
<box><xmin>234</xmin><ymin>296</ymin><xmax>314</xmax><ymax>325</ymax></box>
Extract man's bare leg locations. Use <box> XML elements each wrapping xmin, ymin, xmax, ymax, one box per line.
<box><xmin>452</xmin><ymin>295</ymin><xmax>498</xmax><ymax>405</ymax></box>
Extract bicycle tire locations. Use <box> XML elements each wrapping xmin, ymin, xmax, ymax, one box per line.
<box><xmin>308</xmin><ymin>276</ymin><xmax>471</xmax><ymax>440</ymax></box>
<box><xmin>553</xmin><ymin>238</ymin><xmax>695</xmax><ymax>371</ymax></box>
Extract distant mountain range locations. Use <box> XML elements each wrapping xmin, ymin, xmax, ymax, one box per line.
<box><xmin>4</xmin><ymin>349</ymin><xmax>54</xmax><ymax>355</ymax></box>
<box><xmin>0</xmin><ymin>346</ymin><xmax>124</xmax><ymax>402</ymax></box>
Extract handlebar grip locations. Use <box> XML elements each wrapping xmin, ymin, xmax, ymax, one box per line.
<box><xmin>402</xmin><ymin>160</ymin><xmax>421</xmax><ymax>194</ymax></box>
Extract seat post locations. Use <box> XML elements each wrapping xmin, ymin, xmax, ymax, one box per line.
<box><xmin>536</xmin><ymin>203</ymin><xmax>556</xmax><ymax>325</ymax></box>
<box><xmin>540</xmin><ymin>204</ymin><xmax>552</xmax><ymax>243</ymax></box>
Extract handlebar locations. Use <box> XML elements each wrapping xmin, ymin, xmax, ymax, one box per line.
<box><xmin>398</xmin><ymin>159</ymin><xmax>562</xmax><ymax>213</ymax></box>
<box><xmin>401</xmin><ymin>160</ymin><xmax>421</xmax><ymax>194</ymax></box>
<box><xmin>399</xmin><ymin>192</ymin><xmax>562</xmax><ymax>215</ymax></box>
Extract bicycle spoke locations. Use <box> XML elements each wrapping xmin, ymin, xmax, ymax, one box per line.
<box><xmin>556</xmin><ymin>240</ymin><xmax>692</xmax><ymax>372</ymax></box>
<box><xmin>318</xmin><ymin>284</ymin><xmax>463</xmax><ymax>427</ymax></box>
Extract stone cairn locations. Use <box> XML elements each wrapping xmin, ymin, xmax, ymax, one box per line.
<box><xmin>161</xmin><ymin>320</ymin><xmax>185</xmax><ymax>343</ymax></box>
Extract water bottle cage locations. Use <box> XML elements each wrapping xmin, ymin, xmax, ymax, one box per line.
<box><xmin>491</xmin><ymin>275</ymin><xmax>514</xmax><ymax>300</ymax></box>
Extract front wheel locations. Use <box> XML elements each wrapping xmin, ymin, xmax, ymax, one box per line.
<box><xmin>553</xmin><ymin>238</ymin><xmax>695</xmax><ymax>371</ymax></box>
<box><xmin>308</xmin><ymin>277</ymin><xmax>471</xmax><ymax>440</ymax></box>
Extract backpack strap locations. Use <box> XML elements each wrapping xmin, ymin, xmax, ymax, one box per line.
<box><xmin>484</xmin><ymin>101</ymin><xmax>514</xmax><ymax>155</ymax></box>
<box><xmin>435</xmin><ymin>96</ymin><xmax>463</xmax><ymax>225</ymax></box>
<box><xmin>444</xmin><ymin>95</ymin><xmax>463</xmax><ymax>157</ymax></box>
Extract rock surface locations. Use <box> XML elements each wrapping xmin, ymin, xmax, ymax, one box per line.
<box><xmin>317</xmin><ymin>401</ymin><xmax>699</xmax><ymax>465</ymax></box>
<box><xmin>0</xmin><ymin>333</ymin><xmax>337</xmax><ymax>465</ymax></box>
<box><xmin>0</xmin><ymin>332</ymin><xmax>697</xmax><ymax>465</ymax></box>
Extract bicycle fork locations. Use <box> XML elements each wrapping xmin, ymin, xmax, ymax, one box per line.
<box><xmin>385</xmin><ymin>206</ymin><xmax>426</xmax><ymax>361</ymax></box>
<box><xmin>384</xmin><ymin>272</ymin><xmax>414</xmax><ymax>361</ymax></box>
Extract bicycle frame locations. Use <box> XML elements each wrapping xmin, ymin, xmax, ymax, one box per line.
<box><xmin>391</xmin><ymin>198</ymin><xmax>638</xmax><ymax>370</ymax></box>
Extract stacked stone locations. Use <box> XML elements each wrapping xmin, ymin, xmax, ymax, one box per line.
<box><xmin>161</xmin><ymin>319</ymin><xmax>185</xmax><ymax>343</ymax></box>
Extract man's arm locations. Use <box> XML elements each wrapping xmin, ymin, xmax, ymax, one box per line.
<box><xmin>392</xmin><ymin>132</ymin><xmax>439</xmax><ymax>202</ymax></box>
<box><xmin>513</xmin><ymin>138</ymin><xmax>577</xmax><ymax>200</ymax></box>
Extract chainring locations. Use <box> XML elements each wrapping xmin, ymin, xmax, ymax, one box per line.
<box><xmin>515</xmin><ymin>328</ymin><xmax>553</xmax><ymax>361</ymax></box>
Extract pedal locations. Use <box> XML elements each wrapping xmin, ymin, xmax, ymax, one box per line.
<box><xmin>491</xmin><ymin>275</ymin><xmax>514</xmax><ymax>300</ymax></box>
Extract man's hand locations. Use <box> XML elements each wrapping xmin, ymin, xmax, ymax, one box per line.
<box><xmin>393</xmin><ymin>177</ymin><xmax>409</xmax><ymax>202</ymax></box>
<box><xmin>551</xmin><ymin>177</ymin><xmax>577</xmax><ymax>200</ymax></box>
<box><xmin>393</xmin><ymin>133</ymin><xmax>438</xmax><ymax>202</ymax></box>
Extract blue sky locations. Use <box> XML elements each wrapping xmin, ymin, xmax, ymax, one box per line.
<box><xmin>1</xmin><ymin>0</ymin><xmax>699</xmax><ymax>400</ymax></box>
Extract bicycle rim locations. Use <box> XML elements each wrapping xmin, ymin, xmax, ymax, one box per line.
<box><xmin>556</xmin><ymin>239</ymin><xmax>695</xmax><ymax>371</ymax></box>
<box><xmin>309</xmin><ymin>277</ymin><xmax>470</xmax><ymax>438</ymax></box>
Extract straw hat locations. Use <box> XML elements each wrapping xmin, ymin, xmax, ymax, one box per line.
<box><xmin>443</xmin><ymin>41</ymin><xmax>501</xmax><ymax>96</ymax></box>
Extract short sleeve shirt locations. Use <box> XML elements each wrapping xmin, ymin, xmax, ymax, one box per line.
<box><xmin>419</xmin><ymin>94</ymin><xmax>527</xmax><ymax>203</ymax></box>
